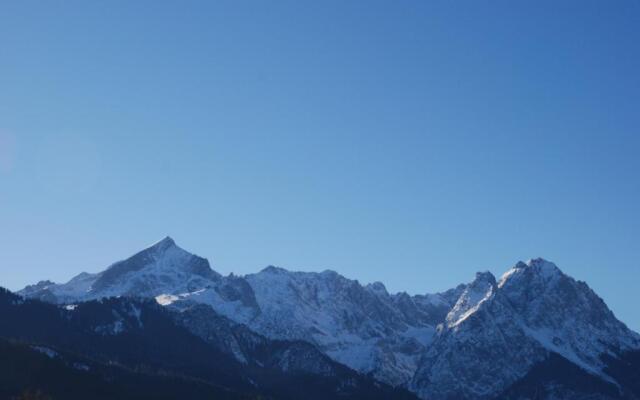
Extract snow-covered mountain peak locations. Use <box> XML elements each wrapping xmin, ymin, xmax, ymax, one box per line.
<box><xmin>473</xmin><ymin>270</ymin><xmax>497</xmax><ymax>285</ymax></box>
<box><xmin>499</xmin><ymin>257</ymin><xmax>639</xmax><ymax>352</ymax></box>
<box><xmin>147</xmin><ymin>235</ymin><xmax>176</xmax><ymax>250</ymax></box>
<box><xmin>498</xmin><ymin>257</ymin><xmax>561</xmax><ymax>288</ymax></box>
<box><xmin>19</xmin><ymin>237</ymin><xmax>221</xmax><ymax>303</ymax></box>
<box><xmin>35</xmin><ymin>279</ymin><xmax>55</xmax><ymax>288</ymax></box>
<box><xmin>445</xmin><ymin>271</ymin><xmax>496</xmax><ymax>328</ymax></box>
<box><xmin>320</xmin><ymin>269</ymin><xmax>341</xmax><ymax>277</ymax></box>
<box><xmin>366</xmin><ymin>281</ymin><xmax>388</xmax><ymax>296</ymax></box>
<box><xmin>93</xmin><ymin>237</ymin><xmax>218</xmax><ymax>290</ymax></box>
<box><xmin>412</xmin><ymin>257</ymin><xmax>640</xmax><ymax>399</ymax></box>
<box><xmin>260</xmin><ymin>265</ymin><xmax>285</xmax><ymax>274</ymax></box>
<box><xmin>523</xmin><ymin>257</ymin><xmax>561</xmax><ymax>275</ymax></box>
<box><xmin>19</xmin><ymin>280</ymin><xmax>57</xmax><ymax>299</ymax></box>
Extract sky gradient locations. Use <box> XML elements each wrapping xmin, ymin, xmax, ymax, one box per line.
<box><xmin>1</xmin><ymin>1</ymin><xmax>639</xmax><ymax>330</ymax></box>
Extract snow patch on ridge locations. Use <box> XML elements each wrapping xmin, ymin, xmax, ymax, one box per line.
<box><xmin>32</xmin><ymin>346</ymin><xmax>58</xmax><ymax>359</ymax></box>
<box><xmin>446</xmin><ymin>271</ymin><xmax>496</xmax><ymax>328</ymax></box>
<box><xmin>155</xmin><ymin>294</ymin><xmax>180</xmax><ymax>306</ymax></box>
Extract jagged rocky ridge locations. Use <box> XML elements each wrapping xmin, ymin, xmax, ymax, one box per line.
<box><xmin>17</xmin><ymin>237</ymin><xmax>640</xmax><ymax>399</ymax></box>
<box><xmin>410</xmin><ymin>260</ymin><xmax>640</xmax><ymax>399</ymax></box>
<box><xmin>0</xmin><ymin>287</ymin><xmax>416</xmax><ymax>400</ymax></box>
<box><xmin>20</xmin><ymin>237</ymin><xmax>455</xmax><ymax>386</ymax></box>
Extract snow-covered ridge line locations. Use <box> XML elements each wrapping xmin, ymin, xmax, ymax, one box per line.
<box><xmin>16</xmin><ymin>237</ymin><xmax>640</xmax><ymax>399</ymax></box>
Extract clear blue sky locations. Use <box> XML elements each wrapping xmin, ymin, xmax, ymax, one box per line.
<box><xmin>1</xmin><ymin>1</ymin><xmax>639</xmax><ymax>330</ymax></box>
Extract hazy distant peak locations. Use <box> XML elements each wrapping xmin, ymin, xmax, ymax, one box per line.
<box><xmin>473</xmin><ymin>271</ymin><xmax>497</xmax><ymax>286</ymax></box>
<box><xmin>260</xmin><ymin>265</ymin><xmax>288</xmax><ymax>274</ymax></box>
<box><xmin>366</xmin><ymin>281</ymin><xmax>388</xmax><ymax>295</ymax></box>
<box><xmin>146</xmin><ymin>236</ymin><xmax>176</xmax><ymax>252</ymax></box>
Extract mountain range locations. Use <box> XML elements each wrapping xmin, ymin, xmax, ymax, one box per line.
<box><xmin>8</xmin><ymin>237</ymin><xmax>640</xmax><ymax>399</ymax></box>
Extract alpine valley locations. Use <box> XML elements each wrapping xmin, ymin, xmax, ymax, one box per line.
<box><xmin>7</xmin><ymin>237</ymin><xmax>640</xmax><ymax>400</ymax></box>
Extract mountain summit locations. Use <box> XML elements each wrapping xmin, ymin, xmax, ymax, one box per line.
<box><xmin>410</xmin><ymin>258</ymin><xmax>640</xmax><ymax>400</ymax></box>
<box><xmin>20</xmin><ymin>237</ymin><xmax>219</xmax><ymax>303</ymax></box>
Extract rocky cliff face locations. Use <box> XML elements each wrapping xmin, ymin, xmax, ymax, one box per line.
<box><xmin>410</xmin><ymin>259</ymin><xmax>640</xmax><ymax>400</ymax></box>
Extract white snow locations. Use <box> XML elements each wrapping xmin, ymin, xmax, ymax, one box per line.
<box><xmin>446</xmin><ymin>272</ymin><xmax>495</xmax><ymax>328</ymax></box>
<box><xmin>32</xmin><ymin>346</ymin><xmax>58</xmax><ymax>358</ymax></box>
<box><xmin>155</xmin><ymin>294</ymin><xmax>180</xmax><ymax>305</ymax></box>
<box><xmin>73</xmin><ymin>362</ymin><xmax>90</xmax><ymax>371</ymax></box>
<box><xmin>21</xmin><ymin>237</ymin><xmax>217</xmax><ymax>304</ymax></box>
